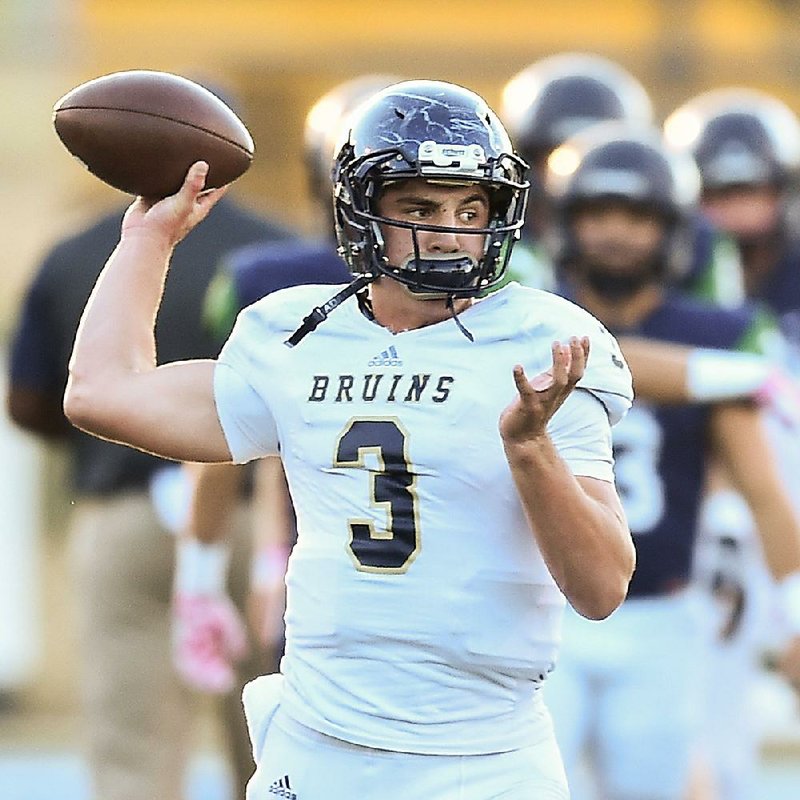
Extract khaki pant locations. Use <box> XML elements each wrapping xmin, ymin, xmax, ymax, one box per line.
<box><xmin>68</xmin><ymin>492</ymin><xmax>264</xmax><ymax>800</ymax></box>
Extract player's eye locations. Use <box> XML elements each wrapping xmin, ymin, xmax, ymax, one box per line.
<box><xmin>459</xmin><ymin>206</ymin><xmax>484</xmax><ymax>225</ymax></box>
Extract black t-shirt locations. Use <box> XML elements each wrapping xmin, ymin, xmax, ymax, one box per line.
<box><xmin>9</xmin><ymin>198</ymin><xmax>293</xmax><ymax>494</ymax></box>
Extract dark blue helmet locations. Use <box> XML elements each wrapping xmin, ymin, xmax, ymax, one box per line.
<box><xmin>546</xmin><ymin>122</ymin><xmax>701</xmax><ymax>283</ymax></box>
<box><xmin>500</xmin><ymin>53</ymin><xmax>653</xmax><ymax>165</ymax></box>
<box><xmin>663</xmin><ymin>88</ymin><xmax>800</xmax><ymax>190</ymax></box>
<box><xmin>548</xmin><ymin>123</ymin><xmax>700</xmax><ymax>218</ymax></box>
<box><xmin>332</xmin><ymin>80</ymin><xmax>529</xmax><ymax>296</ymax></box>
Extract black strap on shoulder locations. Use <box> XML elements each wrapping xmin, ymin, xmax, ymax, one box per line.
<box><xmin>284</xmin><ymin>273</ymin><xmax>375</xmax><ymax>348</ymax></box>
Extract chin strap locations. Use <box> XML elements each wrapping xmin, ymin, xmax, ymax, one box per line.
<box><xmin>284</xmin><ymin>273</ymin><xmax>376</xmax><ymax>348</ymax></box>
<box><xmin>446</xmin><ymin>294</ymin><xmax>474</xmax><ymax>342</ymax></box>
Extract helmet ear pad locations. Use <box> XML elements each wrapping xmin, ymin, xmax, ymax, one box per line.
<box><xmin>332</xmin><ymin>79</ymin><xmax>530</xmax><ymax>297</ymax></box>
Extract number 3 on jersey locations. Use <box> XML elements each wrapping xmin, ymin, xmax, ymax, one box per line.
<box><xmin>334</xmin><ymin>417</ymin><xmax>420</xmax><ymax>573</ymax></box>
<box><xmin>612</xmin><ymin>405</ymin><xmax>665</xmax><ymax>534</ymax></box>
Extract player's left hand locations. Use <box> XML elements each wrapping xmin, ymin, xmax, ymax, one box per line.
<box><xmin>172</xmin><ymin>591</ymin><xmax>249</xmax><ymax>694</ymax></box>
<box><xmin>499</xmin><ymin>336</ymin><xmax>589</xmax><ymax>445</ymax></box>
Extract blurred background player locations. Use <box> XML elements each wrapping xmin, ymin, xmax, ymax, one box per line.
<box><xmin>499</xmin><ymin>51</ymin><xmax>743</xmax><ymax>303</ymax></box>
<box><xmin>538</xmin><ymin>122</ymin><xmax>800</xmax><ymax>800</ymax></box>
<box><xmin>5</xmin><ymin>81</ymin><xmax>293</xmax><ymax>800</ymax></box>
<box><xmin>665</xmin><ymin>87</ymin><xmax>800</xmax><ymax>357</ymax></box>
<box><xmin>495</xmin><ymin>52</ymin><xmax>790</xmax><ymax>419</ymax></box>
<box><xmin>499</xmin><ymin>58</ymin><xmax>800</xmax><ymax>798</ymax></box>
<box><xmin>498</xmin><ymin>52</ymin><xmax>654</xmax><ymax>289</ymax></box>
<box><xmin>664</xmin><ymin>87</ymin><xmax>800</xmax><ymax>799</ymax></box>
<box><xmin>174</xmin><ymin>75</ymin><xmax>399</xmax><ymax>691</ymax></box>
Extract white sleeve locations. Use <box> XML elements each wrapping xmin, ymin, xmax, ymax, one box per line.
<box><xmin>213</xmin><ymin>362</ymin><xmax>279</xmax><ymax>463</ymax></box>
<box><xmin>212</xmin><ymin>303</ymin><xmax>282</xmax><ymax>463</ymax></box>
<box><xmin>577</xmin><ymin>325</ymin><xmax>634</xmax><ymax>426</ymax></box>
<box><xmin>547</xmin><ymin>389</ymin><xmax>615</xmax><ymax>481</ymax></box>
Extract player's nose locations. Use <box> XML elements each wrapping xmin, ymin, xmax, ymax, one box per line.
<box><xmin>425</xmin><ymin>222</ymin><xmax>462</xmax><ymax>253</ymax></box>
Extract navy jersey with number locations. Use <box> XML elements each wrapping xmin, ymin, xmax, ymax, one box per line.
<box><xmin>610</xmin><ymin>291</ymin><xmax>770</xmax><ymax>596</ymax></box>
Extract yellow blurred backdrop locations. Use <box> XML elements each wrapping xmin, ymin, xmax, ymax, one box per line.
<box><xmin>5</xmin><ymin>0</ymin><xmax>800</xmax><ymax>335</ymax></box>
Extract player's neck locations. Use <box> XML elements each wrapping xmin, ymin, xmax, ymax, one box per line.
<box><xmin>369</xmin><ymin>279</ymin><xmax>473</xmax><ymax>334</ymax></box>
<box><xmin>576</xmin><ymin>283</ymin><xmax>664</xmax><ymax>332</ymax></box>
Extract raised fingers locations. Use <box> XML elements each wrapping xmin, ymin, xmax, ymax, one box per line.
<box><xmin>551</xmin><ymin>340</ymin><xmax>573</xmax><ymax>388</ymax></box>
<box><xmin>566</xmin><ymin>336</ymin><xmax>590</xmax><ymax>386</ymax></box>
<box><xmin>512</xmin><ymin>364</ymin><xmax>534</xmax><ymax>397</ymax></box>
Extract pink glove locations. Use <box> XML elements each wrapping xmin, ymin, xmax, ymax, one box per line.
<box><xmin>172</xmin><ymin>538</ymin><xmax>248</xmax><ymax>693</ymax></box>
<box><xmin>173</xmin><ymin>592</ymin><xmax>248</xmax><ymax>693</ymax></box>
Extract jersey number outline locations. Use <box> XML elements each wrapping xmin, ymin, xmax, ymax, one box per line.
<box><xmin>334</xmin><ymin>417</ymin><xmax>420</xmax><ymax>573</ymax></box>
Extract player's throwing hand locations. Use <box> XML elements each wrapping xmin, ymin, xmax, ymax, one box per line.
<box><xmin>121</xmin><ymin>161</ymin><xmax>229</xmax><ymax>249</ymax></box>
<box><xmin>499</xmin><ymin>336</ymin><xmax>590</xmax><ymax>445</ymax></box>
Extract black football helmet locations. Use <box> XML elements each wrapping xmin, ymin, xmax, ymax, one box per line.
<box><xmin>663</xmin><ymin>88</ymin><xmax>800</xmax><ymax>190</ymax></box>
<box><xmin>304</xmin><ymin>75</ymin><xmax>402</xmax><ymax>208</ymax></box>
<box><xmin>500</xmin><ymin>53</ymin><xmax>653</xmax><ymax>167</ymax></box>
<box><xmin>332</xmin><ymin>79</ymin><xmax>530</xmax><ymax>297</ymax></box>
<box><xmin>546</xmin><ymin>122</ymin><xmax>701</xmax><ymax>289</ymax></box>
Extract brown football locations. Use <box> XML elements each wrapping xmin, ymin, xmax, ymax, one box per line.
<box><xmin>52</xmin><ymin>70</ymin><xmax>254</xmax><ymax>199</ymax></box>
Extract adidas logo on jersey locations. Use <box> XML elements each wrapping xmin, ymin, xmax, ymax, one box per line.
<box><xmin>368</xmin><ymin>345</ymin><xmax>403</xmax><ymax>367</ymax></box>
<box><xmin>268</xmin><ymin>774</ymin><xmax>297</xmax><ymax>799</ymax></box>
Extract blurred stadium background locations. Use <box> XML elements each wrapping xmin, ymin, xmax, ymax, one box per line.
<box><xmin>2</xmin><ymin>1</ymin><xmax>800</xmax><ymax>797</ymax></box>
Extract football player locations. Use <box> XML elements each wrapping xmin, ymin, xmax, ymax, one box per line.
<box><xmin>64</xmin><ymin>79</ymin><xmax>639</xmax><ymax>799</ymax></box>
<box><xmin>498</xmin><ymin>52</ymin><xmax>653</xmax><ymax>291</ymax></box>
<box><xmin>665</xmin><ymin>87</ymin><xmax>800</xmax><ymax>800</ymax></box>
<box><xmin>540</xmin><ymin>122</ymin><xmax>800</xmax><ymax>800</ymax></box>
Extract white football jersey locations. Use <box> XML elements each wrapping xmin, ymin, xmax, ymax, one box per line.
<box><xmin>215</xmin><ymin>281</ymin><xmax>632</xmax><ymax>755</ymax></box>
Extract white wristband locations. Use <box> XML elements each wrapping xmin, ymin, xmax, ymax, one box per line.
<box><xmin>251</xmin><ymin>545</ymin><xmax>290</xmax><ymax>590</ymax></box>
<box><xmin>175</xmin><ymin>538</ymin><xmax>230</xmax><ymax>595</ymax></box>
<box><xmin>686</xmin><ymin>349</ymin><xmax>772</xmax><ymax>402</ymax></box>
<box><xmin>778</xmin><ymin>572</ymin><xmax>800</xmax><ymax>636</ymax></box>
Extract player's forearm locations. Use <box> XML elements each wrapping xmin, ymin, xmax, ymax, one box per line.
<box><xmin>252</xmin><ymin>457</ymin><xmax>294</xmax><ymax>550</ymax></box>
<box><xmin>184</xmin><ymin>462</ymin><xmax>245</xmax><ymax>544</ymax></box>
<box><xmin>618</xmin><ymin>336</ymin><xmax>781</xmax><ymax>406</ymax></box>
<box><xmin>504</xmin><ymin>435</ymin><xmax>634</xmax><ymax>620</ymax></box>
<box><xmin>752</xmin><ymin>501</ymin><xmax>800</xmax><ymax>581</ymax></box>
<box><xmin>617</xmin><ymin>337</ymin><xmax>690</xmax><ymax>402</ymax></box>
<box><xmin>64</xmin><ymin>232</ymin><xmax>171</xmax><ymax>431</ymax></box>
<box><xmin>713</xmin><ymin>404</ymin><xmax>800</xmax><ymax>581</ymax></box>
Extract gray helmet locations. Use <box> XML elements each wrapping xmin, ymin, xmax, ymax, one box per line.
<box><xmin>664</xmin><ymin>88</ymin><xmax>800</xmax><ymax>190</ymax></box>
<box><xmin>547</xmin><ymin>121</ymin><xmax>701</xmax><ymax>285</ymax></box>
<box><xmin>500</xmin><ymin>52</ymin><xmax>653</xmax><ymax>164</ymax></box>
